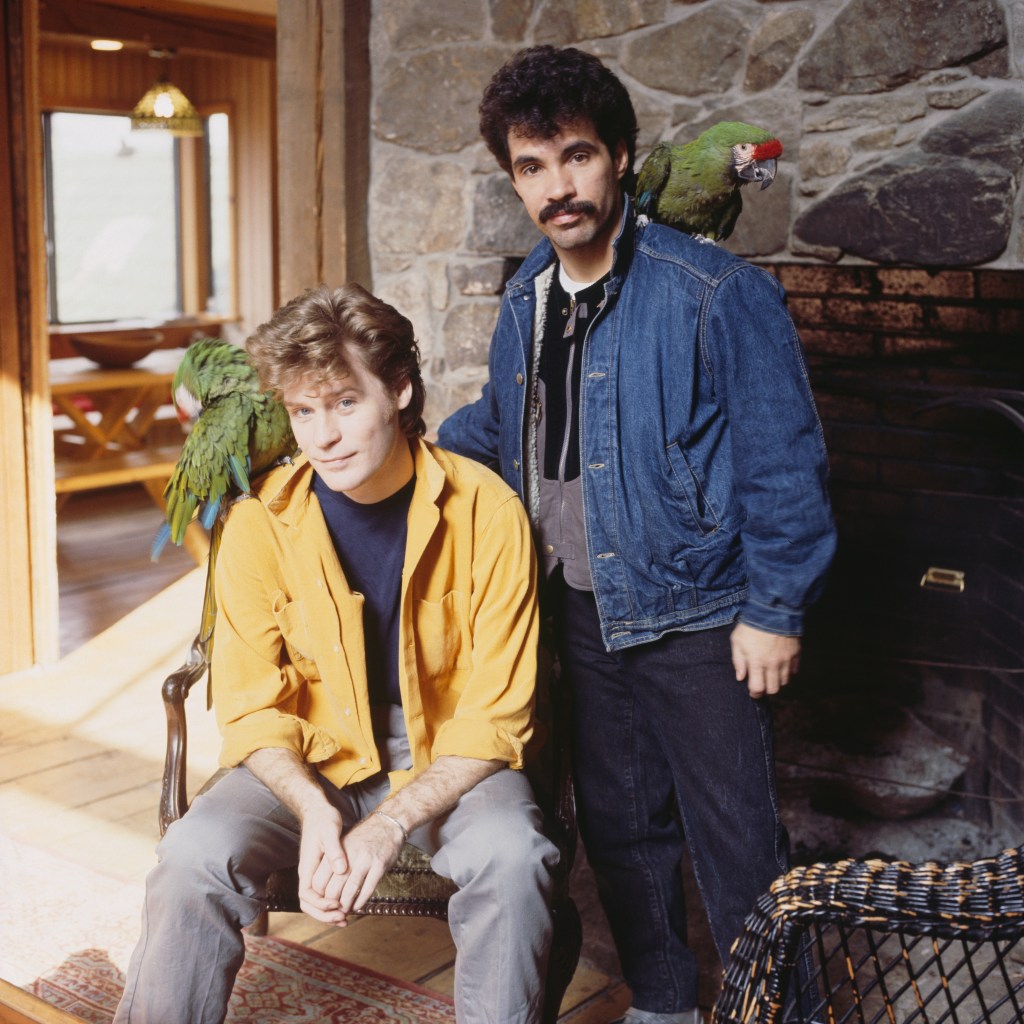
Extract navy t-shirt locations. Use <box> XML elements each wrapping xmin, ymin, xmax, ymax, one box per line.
<box><xmin>312</xmin><ymin>473</ymin><xmax>415</xmax><ymax>706</ymax></box>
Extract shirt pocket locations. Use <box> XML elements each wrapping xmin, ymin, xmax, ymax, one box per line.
<box><xmin>271</xmin><ymin>593</ymin><xmax>321</xmax><ymax>680</ymax></box>
<box><xmin>412</xmin><ymin>590</ymin><xmax>470</xmax><ymax>680</ymax></box>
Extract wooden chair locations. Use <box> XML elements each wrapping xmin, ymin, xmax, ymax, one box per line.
<box><xmin>712</xmin><ymin>846</ymin><xmax>1024</xmax><ymax>1024</ymax></box>
<box><xmin>160</xmin><ymin>637</ymin><xmax>582</xmax><ymax>1022</ymax></box>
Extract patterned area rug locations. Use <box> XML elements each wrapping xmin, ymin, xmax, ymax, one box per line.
<box><xmin>1</xmin><ymin>834</ymin><xmax>453</xmax><ymax>1022</ymax></box>
<box><xmin>31</xmin><ymin>938</ymin><xmax>455</xmax><ymax>1023</ymax></box>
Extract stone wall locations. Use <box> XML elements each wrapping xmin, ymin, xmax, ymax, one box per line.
<box><xmin>366</xmin><ymin>0</ymin><xmax>1024</xmax><ymax>427</ymax></box>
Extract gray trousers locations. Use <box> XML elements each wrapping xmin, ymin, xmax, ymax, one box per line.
<box><xmin>114</xmin><ymin>723</ymin><xmax>558</xmax><ymax>1024</ymax></box>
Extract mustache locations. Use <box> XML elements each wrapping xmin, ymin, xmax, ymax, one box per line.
<box><xmin>539</xmin><ymin>199</ymin><xmax>597</xmax><ymax>223</ymax></box>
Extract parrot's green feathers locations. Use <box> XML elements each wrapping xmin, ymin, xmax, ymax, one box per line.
<box><xmin>160</xmin><ymin>338</ymin><xmax>297</xmax><ymax>547</ymax></box>
<box><xmin>635</xmin><ymin>120</ymin><xmax>782</xmax><ymax>242</ymax></box>
<box><xmin>155</xmin><ymin>337</ymin><xmax>299</xmax><ymax>696</ymax></box>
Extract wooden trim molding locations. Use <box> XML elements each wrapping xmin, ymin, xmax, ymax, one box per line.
<box><xmin>1</xmin><ymin>0</ymin><xmax>59</xmax><ymax>672</ymax></box>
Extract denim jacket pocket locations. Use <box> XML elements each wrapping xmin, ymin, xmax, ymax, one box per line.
<box><xmin>665</xmin><ymin>442</ymin><xmax>722</xmax><ymax>538</ymax></box>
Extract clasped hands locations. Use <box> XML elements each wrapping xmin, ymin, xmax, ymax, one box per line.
<box><xmin>297</xmin><ymin>806</ymin><xmax>406</xmax><ymax>926</ymax></box>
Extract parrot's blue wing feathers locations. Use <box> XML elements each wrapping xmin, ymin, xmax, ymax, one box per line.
<box><xmin>228</xmin><ymin>453</ymin><xmax>251</xmax><ymax>493</ymax></box>
<box><xmin>199</xmin><ymin>496</ymin><xmax>221</xmax><ymax>532</ymax></box>
<box><xmin>150</xmin><ymin>522</ymin><xmax>173</xmax><ymax>563</ymax></box>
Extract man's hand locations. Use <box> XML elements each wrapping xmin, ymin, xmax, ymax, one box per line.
<box><xmin>321</xmin><ymin>756</ymin><xmax>505</xmax><ymax>920</ymax></box>
<box><xmin>322</xmin><ymin>811</ymin><xmax>406</xmax><ymax>917</ymax></box>
<box><xmin>243</xmin><ymin>747</ymin><xmax>350</xmax><ymax>925</ymax></box>
<box><xmin>297</xmin><ymin>805</ymin><xmax>350</xmax><ymax>925</ymax></box>
<box><xmin>730</xmin><ymin>622</ymin><xmax>800</xmax><ymax>698</ymax></box>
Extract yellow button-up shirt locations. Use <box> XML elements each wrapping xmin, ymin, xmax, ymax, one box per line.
<box><xmin>212</xmin><ymin>439</ymin><xmax>539</xmax><ymax>792</ymax></box>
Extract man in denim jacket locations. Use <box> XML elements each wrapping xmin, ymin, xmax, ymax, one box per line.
<box><xmin>438</xmin><ymin>45</ymin><xmax>836</xmax><ymax>1024</ymax></box>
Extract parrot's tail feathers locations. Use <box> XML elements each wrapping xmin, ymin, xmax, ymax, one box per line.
<box><xmin>200</xmin><ymin>578</ymin><xmax>217</xmax><ymax>709</ymax></box>
<box><xmin>228</xmin><ymin>454</ymin><xmax>252</xmax><ymax>493</ymax></box>
<box><xmin>199</xmin><ymin>566</ymin><xmax>218</xmax><ymax>647</ymax></box>
<box><xmin>150</xmin><ymin>522</ymin><xmax>173</xmax><ymax>563</ymax></box>
<box><xmin>200</xmin><ymin>518</ymin><xmax>223</xmax><ymax>710</ymax></box>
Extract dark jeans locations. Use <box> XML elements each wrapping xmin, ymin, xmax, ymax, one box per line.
<box><xmin>553</xmin><ymin>579</ymin><xmax>790</xmax><ymax>1014</ymax></box>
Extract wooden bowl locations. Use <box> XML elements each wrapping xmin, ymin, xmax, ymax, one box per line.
<box><xmin>69</xmin><ymin>330</ymin><xmax>165</xmax><ymax>368</ymax></box>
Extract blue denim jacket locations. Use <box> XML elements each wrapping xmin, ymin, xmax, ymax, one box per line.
<box><xmin>438</xmin><ymin>198</ymin><xmax>836</xmax><ymax>651</ymax></box>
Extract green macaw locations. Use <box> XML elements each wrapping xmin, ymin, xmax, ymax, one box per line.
<box><xmin>153</xmin><ymin>337</ymin><xmax>297</xmax><ymax>688</ymax></box>
<box><xmin>635</xmin><ymin>121</ymin><xmax>782</xmax><ymax>242</ymax></box>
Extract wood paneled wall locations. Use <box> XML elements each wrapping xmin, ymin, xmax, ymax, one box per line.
<box><xmin>39</xmin><ymin>40</ymin><xmax>277</xmax><ymax>333</ymax></box>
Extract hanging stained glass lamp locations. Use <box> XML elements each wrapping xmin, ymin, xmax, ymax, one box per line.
<box><xmin>131</xmin><ymin>51</ymin><xmax>203</xmax><ymax>137</ymax></box>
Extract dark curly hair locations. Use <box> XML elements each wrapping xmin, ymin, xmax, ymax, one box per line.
<box><xmin>479</xmin><ymin>45</ymin><xmax>638</xmax><ymax>192</ymax></box>
<box><xmin>246</xmin><ymin>283</ymin><xmax>426</xmax><ymax>439</ymax></box>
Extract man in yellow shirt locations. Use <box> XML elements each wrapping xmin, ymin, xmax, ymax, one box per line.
<box><xmin>114</xmin><ymin>284</ymin><xmax>557</xmax><ymax>1024</ymax></box>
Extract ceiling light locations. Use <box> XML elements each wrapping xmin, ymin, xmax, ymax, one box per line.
<box><xmin>131</xmin><ymin>50</ymin><xmax>203</xmax><ymax>137</ymax></box>
<box><xmin>90</xmin><ymin>39</ymin><xmax>124</xmax><ymax>51</ymax></box>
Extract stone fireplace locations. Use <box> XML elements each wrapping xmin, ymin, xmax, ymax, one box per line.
<box><xmin>768</xmin><ymin>263</ymin><xmax>1023</xmax><ymax>862</ymax></box>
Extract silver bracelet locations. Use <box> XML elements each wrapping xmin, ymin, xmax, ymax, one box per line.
<box><xmin>373</xmin><ymin>808</ymin><xmax>409</xmax><ymax>843</ymax></box>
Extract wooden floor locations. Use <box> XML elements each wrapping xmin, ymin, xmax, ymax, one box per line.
<box><xmin>2</xmin><ymin>485</ymin><xmax>636</xmax><ymax>1022</ymax></box>
<box><xmin>56</xmin><ymin>487</ymin><xmax>197</xmax><ymax>657</ymax></box>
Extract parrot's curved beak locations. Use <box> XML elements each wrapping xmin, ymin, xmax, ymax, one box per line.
<box><xmin>737</xmin><ymin>158</ymin><xmax>777</xmax><ymax>190</ymax></box>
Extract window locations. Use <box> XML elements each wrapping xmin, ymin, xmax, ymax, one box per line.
<box><xmin>43</xmin><ymin>110</ymin><xmax>233</xmax><ymax>325</ymax></box>
<box><xmin>207</xmin><ymin>112</ymin><xmax>232</xmax><ymax>317</ymax></box>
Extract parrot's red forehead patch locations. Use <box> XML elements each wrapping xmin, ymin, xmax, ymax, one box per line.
<box><xmin>753</xmin><ymin>139</ymin><xmax>783</xmax><ymax>160</ymax></box>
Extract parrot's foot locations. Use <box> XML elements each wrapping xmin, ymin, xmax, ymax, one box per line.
<box><xmin>692</xmin><ymin>233</ymin><xmax>718</xmax><ymax>246</ymax></box>
<box><xmin>636</xmin><ymin>214</ymin><xmax>651</xmax><ymax>229</ymax></box>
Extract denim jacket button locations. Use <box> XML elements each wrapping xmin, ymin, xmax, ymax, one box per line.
<box><xmin>515</xmin><ymin>373</ymin><xmax>524</xmax><ymax>385</ymax></box>
<box><xmin>512</xmin><ymin>458</ymin><xmax>520</xmax><ymax>471</ymax></box>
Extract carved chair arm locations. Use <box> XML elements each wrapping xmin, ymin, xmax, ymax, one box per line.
<box><xmin>159</xmin><ymin>636</ymin><xmax>210</xmax><ymax>835</ymax></box>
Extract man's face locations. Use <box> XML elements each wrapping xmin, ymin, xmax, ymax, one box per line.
<box><xmin>282</xmin><ymin>347</ymin><xmax>413</xmax><ymax>503</ymax></box>
<box><xmin>507</xmin><ymin>119</ymin><xmax>628</xmax><ymax>275</ymax></box>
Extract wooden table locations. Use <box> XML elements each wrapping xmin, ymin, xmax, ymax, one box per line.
<box><xmin>50</xmin><ymin>350</ymin><xmax>208</xmax><ymax>564</ymax></box>
<box><xmin>50</xmin><ymin>349</ymin><xmax>184</xmax><ymax>490</ymax></box>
